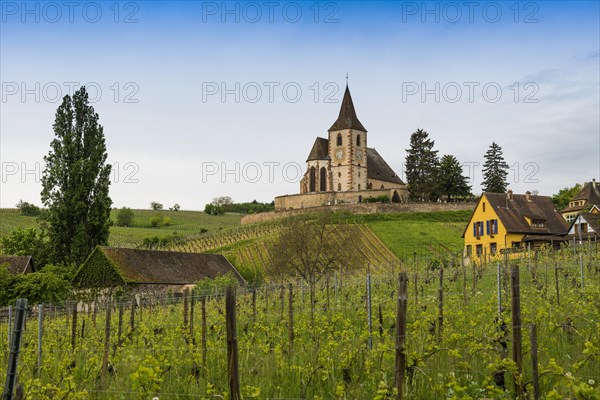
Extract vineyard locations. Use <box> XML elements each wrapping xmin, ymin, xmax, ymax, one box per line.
<box><xmin>2</xmin><ymin>245</ymin><xmax>599</xmax><ymax>399</ymax></box>
<box><xmin>170</xmin><ymin>222</ymin><xmax>400</xmax><ymax>282</ymax></box>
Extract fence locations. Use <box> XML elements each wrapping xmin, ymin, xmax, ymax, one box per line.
<box><xmin>1</xmin><ymin>247</ymin><xmax>599</xmax><ymax>399</ymax></box>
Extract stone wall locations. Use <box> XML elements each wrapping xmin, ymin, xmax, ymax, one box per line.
<box><xmin>274</xmin><ymin>188</ymin><xmax>408</xmax><ymax>210</ymax></box>
<box><xmin>241</xmin><ymin>201</ymin><xmax>475</xmax><ymax>225</ymax></box>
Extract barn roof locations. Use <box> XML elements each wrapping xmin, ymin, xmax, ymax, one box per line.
<box><xmin>76</xmin><ymin>247</ymin><xmax>245</xmax><ymax>287</ymax></box>
<box><xmin>366</xmin><ymin>148</ymin><xmax>404</xmax><ymax>185</ymax></box>
<box><xmin>0</xmin><ymin>256</ymin><xmax>35</xmax><ymax>275</ymax></box>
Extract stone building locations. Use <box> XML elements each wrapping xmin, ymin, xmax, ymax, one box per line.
<box><xmin>275</xmin><ymin>85</ymin><xmax>407</xmax><ymax>210</ymax></box>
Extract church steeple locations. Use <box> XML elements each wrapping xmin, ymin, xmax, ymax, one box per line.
<box><xmin>328</xmin><ymin>85</ymin><xmax>367</xmax><ymax>132</ymax></box>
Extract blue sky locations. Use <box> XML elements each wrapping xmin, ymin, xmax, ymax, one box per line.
<box><xmin>1</xmin><ymin>0</ymin><xmax>599</xmax><ymax>209</ymax></box>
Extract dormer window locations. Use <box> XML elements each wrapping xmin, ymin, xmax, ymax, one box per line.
<box><xmin>531</xmin><ymin>219</ymin><xmax>546</xmax><ymax>228</ymax></box>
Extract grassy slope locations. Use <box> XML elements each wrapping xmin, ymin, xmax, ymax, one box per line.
<box><xmin>1</xmin><ymin>208</ymin><xmax>471</xmax><ymax>268</ymax></box>
<box><xmin>0</xmin><ymin>208</ymin><xmax>241</xmax><ymax>247</ymax></box>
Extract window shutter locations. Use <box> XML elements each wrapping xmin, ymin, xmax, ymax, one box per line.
<box><xmin>473</xmin><ymin>223</ymin><xmax>477</xmax><ymax>236</ymax></box>
<box><xmin>486</xmin><ymin>220</ymin><xmax>490</xmax><ymax>235</ymax></box>
<box><xmin>494</xmin><ymin>220</ymin><xmax>498</xmax><ymax>234</ymax></box>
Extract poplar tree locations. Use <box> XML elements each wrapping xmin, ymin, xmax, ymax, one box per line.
<box><xmin>481</xmin><ymin>142</ymin><xmax>509</xmax><ymax>193</ymax></box>
<box><xmin>40</xmin><ymin>87</ymin><xmax>112</xmax><ymax>266</ymax></box>
<box><xmin>438</xmin><ymin>154</ymin><xmax>471</xmax><ymax>201</ymax></box>
<box><xmin>405</xmin><ymin>128</ymin><xmax>439</xmax><ymax>200</ymax></box>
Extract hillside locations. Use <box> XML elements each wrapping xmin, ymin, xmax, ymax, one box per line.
<box><xmin>0</xmin><ymin>209</ymin><xmax>471</xmax><ymax>278</ymax></box>
<box><xmin>0</xmin><ymin>208</ymin><xmax>242</xmax><ymax>247</ymax></box>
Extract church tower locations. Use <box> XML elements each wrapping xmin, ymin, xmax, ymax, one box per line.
<box><xmin>328</xmin><ymin>85</ymin><xmax>368</xmax><ymax>192</ymax></box>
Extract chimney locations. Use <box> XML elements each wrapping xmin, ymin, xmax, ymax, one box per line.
<box><xmin>526</xmin><ymin>191</ymin><xmax>531</xmax><ymax>201</ymax></box>
<box><xmin>507</xmin><ymin>190</ymin><xmax>513</xmax><ymax>200</ymax></box>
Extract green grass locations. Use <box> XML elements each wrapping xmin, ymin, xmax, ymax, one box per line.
<box><xmin>328</xmin><ymin>210</ymin><xmax>471</xmax><ymax>261</ymax></box>
<box><xmin>0</xmin><ymin>208</ymin><xmax>242</xmax><ymax>248</ymax></box>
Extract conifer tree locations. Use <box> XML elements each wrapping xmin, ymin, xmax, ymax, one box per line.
<box><xmin>405</xmin><ymin>128</ymin><xmax>439</xmax><ymax>200</ymax></box>
<box><xmin>438</xmin><ymin>154</ymin><xmax>471</xmax><ymax>201</ymax></box>
<box><xmin>481</xmin><ymin>142</ymin><xmax>509</xmax><ymax>193</ymax></box>
<box><xmin>40</xmin><ymin>87</ymin><xmax>112</xmax><ymax>266</ymax></box>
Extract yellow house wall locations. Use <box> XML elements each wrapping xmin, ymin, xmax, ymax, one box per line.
<box><xmin>463</xmin><ymin>194</ymin><xmax>525</xmax><ymax>262</ymax></box>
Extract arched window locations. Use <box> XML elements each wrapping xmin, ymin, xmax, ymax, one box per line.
<box><xmin>338</xmin><ymin>183</ymin><xmax>342</xmax><ymax>191</ymax></box>
<box><xmin>319</xmin><ymin>167</ymin><xmax>327</xmax><ymax>192</ymax></box>
<box><xmin>309</xmin><ymin>167</ymin><xmax>316</xmax><ymax>192</ymax></box>
<box><xmin>356</xmin><ymin>134</ymin><xmax>361</xmax><ymax>146</ymax></box>
<box><xmin>336</xmin><ymin>133</ymin><xmax>342</xmax><ymax>146</ymax></box>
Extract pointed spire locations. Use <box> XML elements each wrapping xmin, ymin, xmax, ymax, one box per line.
<box><xmin>328</xmin><ymin>84</ymin><xmax>367</xmax><ymax>132</ymax></box>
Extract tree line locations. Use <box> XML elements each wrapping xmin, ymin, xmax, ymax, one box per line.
<box><xmin>405</xmin><ymin>128</ymin><xmax>509</xmax><ymax>201</ymax></box>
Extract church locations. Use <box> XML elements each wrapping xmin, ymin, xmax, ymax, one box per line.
<box><xmin>274</xmin><ymin>85</ymin><xmax>408</xmax><ymax>210</ymax></box>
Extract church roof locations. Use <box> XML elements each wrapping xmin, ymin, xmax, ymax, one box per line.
<box><xmin>306</xmin><ymin>137</ymin><xmax>330</xmax><ymax>161</ymax></box>
<box><xmin>328</xmin><ymin>85</ymin><xmax>367</xmax><ymax>132</ymax></box>
<box><xmin>366</xmin><ymin>148</ymin><xmax>404</xmax><ymax>185</ymax></box>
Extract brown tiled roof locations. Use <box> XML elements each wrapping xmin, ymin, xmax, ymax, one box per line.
<box><xmin>306</xmin><ymin>137</ymin><xmax>330</xmax><ymax>161</ymax></box>
<box><xmin>573</xmin><ymin>180</ymin><xmax>600</xmax><ymax>202</ymax></box>
<box><xmin>485</xmin><ymin>192</ymin><xmax>568</xmax><ymax>235</ymax></box>
<box><xmin>0</xmin><ymin>256</ymin><xmax>35</xmax><ymax>275</ymax></box>
<box><xmin>563</xmin><ymin>180</ymin><xmax>600</xmax><ymax>213</ymax></box>
<box><xmin>575</xmin><ymin>212</ymin><xmax>600</xmax><ymax>233</ymax></box>
<box><xmin>366</xmin><ymin>148</ymin><xmax>404</xmax><ymax>185</ymax></box>
<box><xmin>85</xmin><ymin>247</ymin><xmax>245</xmax><ymax>286</ymax></box>
<box><xmin>328</xmin><ymin>85</ymin><xmax>367</xmax><ymax>132</ymax></box>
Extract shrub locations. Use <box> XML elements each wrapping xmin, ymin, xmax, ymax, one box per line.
<box><xmin>204</xmin><ymin>204</ymin><xmax>224</xmax><ymax>215</ymax></box>
<box><xmin>194</xmin><ymin>273</ymin><xmax>239</xmax><ymax>296</ymax></box>
<box><xmin>150</xmin><ymin>201</ymin><xmax>163</xmax><ymax>211</ymax></box>
<box><xmin>149</xmin><ymin>215</ymin><xmax>162</xmax><ymax>227</ymax></box>
<box><xmin>363</xmin><ymin>195</ymin><xmax>390</xmax><ymax>203</ymax></box>
<box><xmin>16</xmin><ymin>200</ymin><xmax>42</xmax><ymax>217</ymax></box>
<box><xmin>163</xmin><ymin>217</ymin><xmax>172</xmax><ymax>226</ymax></box>
<box><xmin>171</xmin><ymin>204</ymin><xmax>180</xmax><ymax>211</ymax></box>
<box><xmin>116</xmin><ymin>207</ymin><xmax>135</xmax><ymax>227</ymax></box>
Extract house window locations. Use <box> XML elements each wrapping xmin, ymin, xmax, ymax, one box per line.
<box><xmin>476</xmin><ymin>244</ymin><xmax>483</xmax><ymax>256</ymax></box>
<box><xmin>466</xmin><ymin>245</ymin><xmax>472</xmax><ymax>257</ymax></box>
<box><xmin>490</xmin><ymin>242</ymin><xmax>497</xmax><ymax>255</ymax></box>
<box><xmin>473</xmin><ymin>221</ymin><xmax>484</xmax><ymax>236</ymax></box>
<box><xmin>531</xmin><ymin>219</ymin><xmax>546</xmax><ymax>228</ymax></box>
<box><xmin>337</xmin><ymin>133</ymin><xmax>342</xmax><ymax>146</ymax></box>
<box><xmin>512</xmin><ymin>241</ymin><xmax>522</xmax><ymax>249</ymax></box>
<box><xmin>487</xmin><ymin>219</ymin><xmax>498</xmax><ymax>235</ymax></box>
<box><xmin>356</xmin><ymin>134</ymin><xmax>361</xmax><ymax>146</ymax></box>
<box><xmin>482</xmin><ymin>202</ymin><xmax>486</xmax><ymax>212</ymax></box>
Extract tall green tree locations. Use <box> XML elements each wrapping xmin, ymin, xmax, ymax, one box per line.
<box><xmin>438</xmin><ymin>154</ymin><xmax>472</xmax><ymax>201</ymax></box>
<box><xmin>481</xmin><ymin>142</ymin><xmax>509</xmax><ymax>193</ymax></box>
<box><xmin>405</xmin><ymin>128</ymin><xmax>439</xmax><ymax>200</ymax></box>
<box><xmin>552</xmin><ymin>183</ymin><xmax>582</xmax><ymax>209</ymax></box>
<box><xmin>41</xmin><ymin>86</ymin><xmax>112</xmax><ymax>266</ymax></box>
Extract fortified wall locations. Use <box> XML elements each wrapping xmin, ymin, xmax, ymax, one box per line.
<box><xmin>274</xmin><ymin>188</ymin><xmax>407</xmax><ymax>210</ymax></box>
<box><xmin>241</xmin><ymin>201</ymin><xmax>475</xmax><ymax>225</ymax></box>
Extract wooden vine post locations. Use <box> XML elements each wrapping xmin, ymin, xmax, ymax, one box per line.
<box><xmin>225</xmin><ymin>286</ymin><xmax>241</xmax><ymax>400</ymax></box>
<box><xmin>100</xmin><ymin>298</ymin><xmax>112</xmax><ymax>386</ymax></box>
<box><xmin>437</xmin><ymin>267</ymin><xmax>444</xmax><ymax>341</ymax></box>
<box><xmin>510</xmin><ymin>265</ymin><xmax>523</xmax><ymax>399</ymax></box>
<box><xmin>395</xmin><ymin>273</ymin><xmax>408</xmax><ymax>400</ymax></box>
<box><xmin>530</xmin><ymin>324</ymin><xmax>540</xmax><ymax>400</ymax></box>
<box><xmin>201</xmin><ymin>296</ymin><xmax>207</xmax><ymax>366</ymax></box>
<box><xmin>288</xmin><ymin>283</ymin><xmax>294</xmax><ymax>357</ymax></box>
<box><xmin>71</xmin><ymin>302</ymin><xmax>78</xmax><ymax>349</ymax></box>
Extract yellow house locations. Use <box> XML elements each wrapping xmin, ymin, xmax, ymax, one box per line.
<box><xmin>463</xmin><ymin>190</ymin><xmax>569</xmax><ymax>263</ymax></box>
<box><xmin>561</xmin><ymin>179</ymin><xmax>600</xmax><ymax>223</ymax></box>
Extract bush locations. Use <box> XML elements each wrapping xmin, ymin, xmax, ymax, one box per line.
<box><xmin>163</xmin><ymin>217</ymin><xmax>172</xmax><ymax>226</ymax></box>
<box><xmin>363</xmin><ymin>195</ymin><xmax>390</xmax><ymax>203</ymax></box>
<box><xmin>149</xmin><ymin>215</ymin><xmax>162</xmax><ymax>227</ymax></box>
<box><xmin>194</xmin><ymin>273</ymin><xmax>239</xmax><ymax>296</ymax></box>
<box><xmin>16</xmin><ymin>200</ymin><xmax>42</xmax><ymax>217</ymax></box>
<box><xmin>204</xmin><ymin>204</ymin><xmax>224</xmax><ymax>215</ymax></box>
<box><xmin>150</xmin><ymin>201</ymin><xmax>163</xmax><ymax>211</ymax></box>
<box><xmin>171</xmin><ymin>204</ymin><xmax>180</xmax><ymax>211</ymax></box>
<box><xmin>116</xmin><ymin>207</ymin><xmax>135</xmax><ymax>227</ymax></box>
